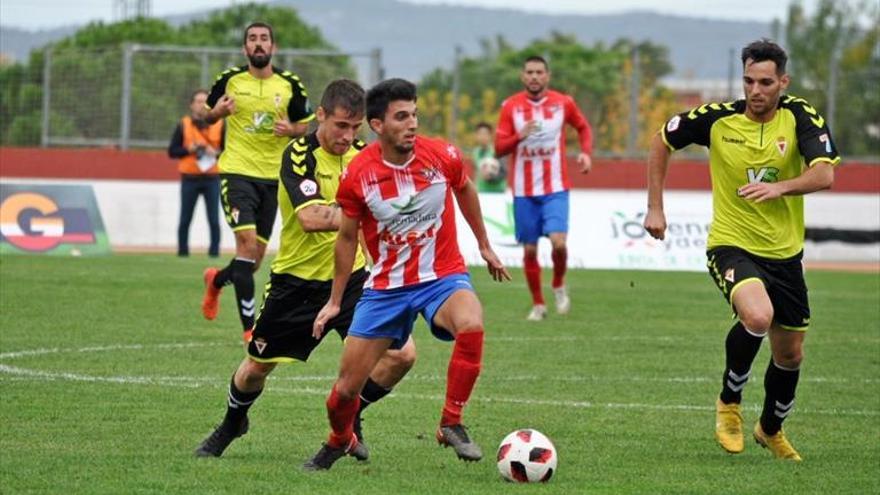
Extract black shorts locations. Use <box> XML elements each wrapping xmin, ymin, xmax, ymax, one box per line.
<box><xmin>247</xmin><ymin>269</ymin><xmax>368</xmax><ymax>362</ymax></box>
<box><xmin>706</xmin><ymin>246</ymin><xmax>810</xmax><ymax>331</ymax></box>
<box><xmin>220</xmin><ymin>174</ymin><xmax>278</xmax><ymax>243</ymax></box>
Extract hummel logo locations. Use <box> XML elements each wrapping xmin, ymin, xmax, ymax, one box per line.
<box><xmin>292</xmin><ymin>141</ymin><xmax>308</xmax><ymax>153</ymax></box>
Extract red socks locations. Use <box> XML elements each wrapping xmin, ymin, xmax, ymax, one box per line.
<box><xmin>326</xmin><ymin>384</ymin><xmax>360</xmax><ymax>449</ymax></box>
<box><xmin>441</xmin><ymin>330</ymin><xmax>484</xmax><ymax>426</ymax></box>
<box><xmin>551</xmin><ymin>247</ymin><xmax>567</xmax><ymax>289</ymax></box>
<box><xmin>523</xmin><ymin>252</ymin><xmax>545</xmax><ymax>305</ymax></box>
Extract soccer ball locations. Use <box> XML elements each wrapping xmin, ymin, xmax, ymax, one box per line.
<box><xmin>496</xmin><ymin>429</ymin><xmax>558</xmax><ymax>483</ymax></box>
<box><xmin>478</xmin><ymin>156</ymin><xmax>502</xmax><ymax>181</ymax></box>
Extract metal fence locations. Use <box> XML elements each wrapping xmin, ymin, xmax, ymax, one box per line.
<box><xmin>40</xmin><ymin>43</ymin><xmax>382</xmax><ymax>149</ymax></box>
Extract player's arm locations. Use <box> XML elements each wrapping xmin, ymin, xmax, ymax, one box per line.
<box><xmin>297</xmin><ymin>204</ymin><xmax>341</xmax><ymax>232</ymax></box>
<box><xmin>565</xmin><ymin>96</ymin><xmax>594</xmax><ymax>173</ymax></box>
<box><xmin>204</xmin><ymin>70</ymin><xmax>237</xmax><ymax>124</ymax></box>
<box><xmin>454</xmin><ymin>178</ymin><xmax>511</xmax><ymax>282</ymax></box>
<box><xmin>739</xmin><ymin>97</ymin><xmax>839</xmax><ymax>202</ymax></box>
<box><xmin>312</xmin><ymin>213</ymin><xmax>359</xmax><ymax>338</ymax></box>
<box><xmin>738</xmin><ymin>162</ymin><xmax>834</xmax><ymax>202</ymax></box>
<box><xmin>275</xmin><ymin>71</ymin><xmax>315</xmax><ymax>138</ymax></box>
<box><xmin>644</xmin><ymin>133</ymin><xmax>673</xmax><ymax>240</ymax></box>
<box><xmin>494</xmin><ymin>102</ymin><xmax>520</xmax><ymax>158</ymax></box>
<box><xmin>281</xmin><ymin>139</ymin><xmax>339</xmax><ymax>231</ymax></box>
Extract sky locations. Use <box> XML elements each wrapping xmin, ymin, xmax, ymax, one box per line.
<box><xmin>0</xmin><ymin>0</ymin><xmax>824</xmax><ymax>31</ymax></box>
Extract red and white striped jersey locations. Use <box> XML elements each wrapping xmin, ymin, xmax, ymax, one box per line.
<box><xmin>336</xmin><ymin>136</ymin><xmax>468</xmax><ymax>290</ymax></box>
<box><xmin>495</xmin><ymin>90</ymin><xmax>592</xmax><ymax>197</ymax></box>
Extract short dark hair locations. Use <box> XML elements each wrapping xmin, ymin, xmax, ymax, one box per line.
<box><xmin>243</xmin><ymin>22</ymin><xmax>274</xmax><ymax>45</ymax></box>
<box><xmin>366</xmin><ymin>78</ymin><xmax>417</xmax><ymax>122</ymax></box>
<box><xmin>320</xmin><ymin>79</ymin><xmax>365</xmax><ymax>118</ymax></box>
<box><xmin>741</xmin><ymin>39</ymin><xmax>787</xmax><ymax>74</ymax></box>
<box><xmin>475</xmin><ymin>121</ymin><xmax>492</xmax><ymax>132</ymax></box>
<box><xmin>523</xmin><ymin>55</ymin><xmax>549</xmax><ymax>71</ymax></box>
<box><xmin>190</xmin><ymin>89</ymin><xmax>208</xmax><ymax>102</ymax></box>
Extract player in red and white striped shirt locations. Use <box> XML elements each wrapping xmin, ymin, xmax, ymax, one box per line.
<box><xmin>495</xmin><ymin>55</ymin><xmax>593</xmax><ymax>321</ymax></box>
<box><xmin>304</xmin><ymin>79</ymin><xmax>510</xmax><ymax>471</ymax></box>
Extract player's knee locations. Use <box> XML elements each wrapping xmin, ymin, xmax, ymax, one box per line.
<box><xmin>388</xmin><ymin>346</ymin><xmax>417</xmax><ymax>373</ymax></box>
<box><xmin>774</xmin><ymin>347</ymin><xmax>803</xmax><ymax>369</ymax></box>
<box><xmin>333</xmin><ymin>380</ymin><xmax>361</xmax><ymax>402</ymax></box>
<box><xmin>739</xmin><ymin>311</ymin><xmax>772</xmax><ymax>334</ymax></box>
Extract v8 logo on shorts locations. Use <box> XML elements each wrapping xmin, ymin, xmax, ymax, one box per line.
<box><xmin>746</xmin><ymin>167</ymin><xmax>780</xmax><ymax>184</ymax></box>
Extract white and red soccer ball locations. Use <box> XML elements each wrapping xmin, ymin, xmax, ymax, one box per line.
<box><xmin>496</xmin><ymin>429</ymin><xmax>558</xmax><ymax>483</ymax></box>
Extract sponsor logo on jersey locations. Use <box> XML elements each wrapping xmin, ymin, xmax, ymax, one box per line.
<box><xmin>722</xmin><ymin>136</ymin><xmax>746</xmax><ymax>145</ymax></box>
<box><xmin>299</xmin><ymin>179</ymin><xmax>318</xmax><ymax>196</ymax></box>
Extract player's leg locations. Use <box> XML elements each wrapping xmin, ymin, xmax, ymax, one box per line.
<box><xmin>203</xmin><ymin>176</ymin><xmax>261</xmax><ymax>329</ymax></box>
<box><xmin>355</xmin><ymin>336</ymin><xmax>416</xmax><ymax>446</ymax></box>
<box><xmin>754</xmin><ymin>258</ymin><xmax>808</xmax><ymax>461</ymax></box>
<box><xmin>204</xmin><ymin>177</ymin><xmax>221</xmax><ymax>257</ymax></box>
<box><xmin>194</xmin><ymin>357</ymin><xmax>276</xmax><ymax>457</ymax></box>
<box><xmin>514</xmin><ymin>195</ymin><xmax>546</xmax><ymax>319</ymax></box>
<box><xmin>424</xmin><ymin>276</ymin><xmax>485</xmax><ymax>461</ymax></box>
<box><xmin>708</xmin><ymin>248</ymin><xmax>771</xmax><ymax>453</ymax></box>
<box><xmin>544</xmin><ymin>191</ymin><xmax>570</xmax><ymax>314</ymax></box>
<box><xmin>305</xmin><ymin>286</ymin><xmax>411</xmax><ymax>470</ymax></box>
<box><xmin>304</xmin><ymin>336</ymin><xmax>393</xmax><ymax>471</ymax></box>
<box><xmin>178</xmin><ymin>178</ymin><xmax>199</xmax><ymax>257</ymax></box>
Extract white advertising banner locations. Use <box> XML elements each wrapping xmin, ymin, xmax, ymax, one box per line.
<box><xmin>457</xmin><ymin>190</ymin><xmax>713</xmax><ymax>272</ymax></box>
<box><xmin>458</xmin><ymin>190</ymin><xmax>880</xmax><ymax>271</ymax></box>
<box><xmin>3</xmin><ymin>178</ymin><xmax>877</xmax><ymax>268</ymax></box>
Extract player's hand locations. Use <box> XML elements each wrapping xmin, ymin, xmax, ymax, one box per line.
<box><xmin>738</xmin><ymin>182</ymin><xmax>783</xmax><ymax>202</ymax></box>
<box><xmin>312</xmin><ymin>302</ymin><xmax>341</xmax><ymax>339</ymax></box>
<box><xmin>577</xmin><ymin>153</ymin><xmax>592</xmax><ymax>174</ymax></box>
<box><xmin>518</xmin><ymin>120</ymin><xmax>541</xmax><ymax>140</ymax></box>
<box><xmin>213</xmin><ymin>95</ymin><xmax>235</xmax><ymax>119</ymax></box>
<box><xmin>644</xmin><ymin>207</ymin><xmax>667</xmax><ymax>240</ymax></box>
<box><xmin>273</xmin><ymin>119</ymin><xmax>296</xmax><ymax>137</ymax></box>
<box><xmin>480</xmin><ymin>246</ymin><xmax>511</xmax><ymax>282</ymax></box>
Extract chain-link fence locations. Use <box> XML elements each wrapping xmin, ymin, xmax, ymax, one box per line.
<box><xmin>40</xmin><ymin>43</ymin><xmax>382</xmax><ymax>149</ymax></box>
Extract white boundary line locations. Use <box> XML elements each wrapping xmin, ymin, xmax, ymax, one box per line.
<box><xmin>0</xmin><ymin>342</ymin><xmax>877</xmax><ymax>417</ymax></box>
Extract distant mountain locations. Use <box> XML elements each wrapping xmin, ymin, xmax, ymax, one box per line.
<box><xmin>0</xmin><ymin>0</ymin><xmax>772</xmax><ymax>80</ymax></box>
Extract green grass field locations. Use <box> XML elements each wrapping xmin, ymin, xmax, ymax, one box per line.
<box><xmin>1</xmin><ymin>254</ymin><xmax>878</xmax><ymax>494</ymax></box>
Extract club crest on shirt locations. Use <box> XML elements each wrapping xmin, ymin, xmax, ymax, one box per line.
<box><xmin>776</xmin><ymin>137</ymin><xmax>787</xmax><ymax>156</ymax></box>
<box><xmin>421</xmin><ymin>165</ymin><xmax>444</xmax><ymax>183</ymax></box>
<box><xmin>666</xmin><ymin>115</ymin><xmax>681</xmax><ymax>132</ymax></box>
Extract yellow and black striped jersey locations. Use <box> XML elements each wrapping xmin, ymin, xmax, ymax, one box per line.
<box><xmin>272</xmin><ymin>132</ymin><xmax>367</xmax><ymax>280</ymax></box>
<box><xmin>207</xmin><ymin>66</ymin><xmax>314</xmax><ymax>181</ymax></box>
<box><xmin>661</xmin><ymin>95</ymin><xmax>840</xmax><ymax>259</ymax></box>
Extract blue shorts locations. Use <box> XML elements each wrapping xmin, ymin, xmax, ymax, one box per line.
<box><xmin>513</xmin><ymin>190</ymin><xmax>569</xmax><ymax>244</ymax></box>
<box><xmin>347</xmin><ymin>273</ymin><xmax>475</xmax><ymax>349</ymax></box>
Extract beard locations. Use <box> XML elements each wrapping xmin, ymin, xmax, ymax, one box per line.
<box><xmin>393</xmin><ymin>142</ymin><xmax>414</xmax><ymax>155</ymax></box>
<box><xmin>247</xmin><ymin>50</ymin><xmax>272</xmax><ymax>69</ymax></box>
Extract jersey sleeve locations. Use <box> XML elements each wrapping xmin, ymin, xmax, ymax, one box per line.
<box><xmin>494</xmin><ymin>98</ymin><xmax>519</xmax><ymax>157</ymax></box>
<box><xmin>661</xmin><ymin>102</ymin><xmax>737</xmax><ymax>151</ymax></box>
<box><xmin>336</xmin><ymin>161</ymin><xmax>366</xmax><ymax>219</ymax></box>
<box><xmin>278</xmin><ymin>70</ymin><xmax>314</xmax><ymax>124</ymax></box>
<box><xmin>443</xmin><ymin>142</ymin><xmax>468</xmax><ymax>190</ymax></box>
<box><xmin>206</xmin><ymin>67</ymin><xmax>240</xmax><ymax>109</ymax></box>
<box><xmin>564</xmin><ymin>95</ymin><xmax>593</xmax><ymax>156</ymax></box>
<box><xmin>280</xmin><ymin>137</ymin><xmax>327</xmax><ymax>213</ymax></box>
<box><xmin>783</xmin><ymin>96</ymin><xmax>841</xmax><ymax>167</ymax></box>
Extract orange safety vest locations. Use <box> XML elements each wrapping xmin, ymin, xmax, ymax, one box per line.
<box><xmin>178</xmin><ymin>116</ymin><xmax>224</xmax><ymax>175</ymax></box>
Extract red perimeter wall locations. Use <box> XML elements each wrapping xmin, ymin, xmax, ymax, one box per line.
<box><xmin>1</xmin><ymin>147</ymin><xmax>878</xmax><ymax>193</ymax></box>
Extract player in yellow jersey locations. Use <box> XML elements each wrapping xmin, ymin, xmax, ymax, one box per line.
<box><xmin>644</xmin><ymin>39</ymin><xmax>839</xmax><ymax>462</ymax></box>
<box><xmin>195</xmin><ymin>79</ymin><xmax>416</xmax><ymax>460</ymax></box>
<box><xmin>201</xmin><ymin>22</ymin><xmax>315</xmax><ymax>342</ymax></box>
